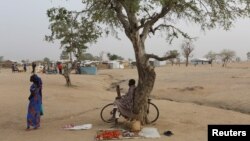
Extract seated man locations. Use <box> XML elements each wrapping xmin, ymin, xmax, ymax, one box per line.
<box><xmin>111</xmin><ymin>79</ymin><xmax>136</xmax><ymax>122</ymax></box>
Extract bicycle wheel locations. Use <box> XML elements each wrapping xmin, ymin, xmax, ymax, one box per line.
<box><xmin>147</xmin><ymin>102</ymin><xmax>159</xmax><ymax>124</ymax></box>
<box><xmin>100</xmin><ymin>103</ymin><xmax>114</xmax><ymax>123</ymax></box>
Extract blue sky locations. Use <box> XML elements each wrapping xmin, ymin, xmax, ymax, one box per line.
<box><xmin>1</xmin><ymin>0</ymin><xmax>250</xmax><ymax>62</ymax></box>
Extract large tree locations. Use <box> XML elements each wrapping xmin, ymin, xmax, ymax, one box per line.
<box><xmin>46</xmin><ymin>8</ymin><xmax>101</xmax><ymax>62</ymax></box>
<box><xmin>50</xmin><ymin>0</ymin><xmax>250</xmax><ymax>124</ymax></box>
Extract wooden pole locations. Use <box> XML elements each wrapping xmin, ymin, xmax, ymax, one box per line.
<box><xmin>116</xmin><ymin>85</ymin><xmax>121</xmax><ymax>98</ymax></box>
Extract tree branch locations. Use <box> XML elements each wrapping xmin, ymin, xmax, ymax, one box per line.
<box><xmin>140</xmin><ymin>4</ymin><xmax>174</xmax><ymax>41</ymax></box>
<box><xmin>197</xmin><ymin>0</ymin><xmax>209</xmax><ymax>13</ymax></box>
<box><xmin>146</xmin><ymin>53</ymin><xmax>177</xmax><ymax>61</ymax></box>
<box><xmin>118</xmin><ymin>0</ymin><xmax>139</xmax><ymax>33</ymax></box>
<box><xmin>113</xmin><ymin>1</ymin><xmax>131</xmax><ymax>36</ymax></box>
<box><xmin>152</xmin><ymin>24</ymin><xmax>192</xmax><ymax>39</ymax></box>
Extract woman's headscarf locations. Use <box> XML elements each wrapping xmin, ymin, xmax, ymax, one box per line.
<box><xmin>30</xmin><ymin>74</ymin><xmax>41</xmax><ymax>86</ymax></box>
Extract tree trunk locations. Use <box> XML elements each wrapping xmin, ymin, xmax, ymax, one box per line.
<box><xmin>129</xmin><ymin>32</ymin><xmax>156</xmax><ymax>125</ymax></box>
<box><xmin>186</xmin><ymin>57</ymin><xmax>189</xmax><ymax>67</ymax></box>
<box><xmin>133</xmin><ymin>64</ymin><xmax>155</xmax><ymax>124</ymax></box>
<box><xmin>63</xmin><ymin>63</ymin><xmax>72</xmax><ymax>87</ymax></box>
<box><xmin>63</xmin><ymin>74</ymin><xmax>71</xmax><ymax>87</ymax></box>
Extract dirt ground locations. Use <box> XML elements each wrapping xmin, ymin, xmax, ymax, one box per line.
<box><xmin>0</xmin><ymin>62</ymin><xmax>250</xmax><ymax>141</ymax></box>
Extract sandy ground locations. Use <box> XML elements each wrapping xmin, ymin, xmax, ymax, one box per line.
<box><xmin>0</xmin><ymin>62</ymin><xmax>250</xmax><ymax>141</ymax></box>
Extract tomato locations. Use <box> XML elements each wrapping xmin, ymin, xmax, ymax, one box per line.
<box><xmin>96</xmin><ymin>130</ymin><xmax>121</xmax><ymax>139</ymax></box>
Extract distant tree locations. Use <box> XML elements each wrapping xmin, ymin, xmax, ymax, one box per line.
<box><xmin>176</xmin><ymin>58</ymin><xmax>181</xmax><ymax>66</ymax></box>
<box><xmin>181</xmin><ymin>41</ymin><xmax>194</xmax><ymax>67</ymax></box>
<box><xmin>107</xmin><ymin>53</ymin><xmax>124</xmax><ymax>60</ymax></box>
<box><xmin>0</xmin><ymin>56</ymin><xmax>4</xmax><ymax>62</ymax></box>
<box><xmin>236</xmin><ymin>57</ymin><xmax>241</xmax><ymax>62</ymax></box>
<box><xmin>220</xmin><ymin>49</ymin><xmax>236</xmax><ymax>67</ymax></box>
<box><xmin>165</xmin><ymin>50</ymin><xmax>179</xmax><ymax>66</ymax></box>
<box><xmin>43</xmin><ymin>57</ymin><xmax>51</xmax><ymax>63</ymax></box>
<box><xmin>247</xmin><ymin>52</ymin><xmax>250</xmax><ymax>60</ymax></box>
<box><xmin>204</xmin><ymin>51</ymin><xmax>217</xmax><ymax>67</ymax></box>
<box><xmin>82</xmin><ymin>53</ymin><xmax>95</xmax><ymax>60</ymax></box>
<box><xmin>0</xmin><ymin>56</ymin><xmax>3</xmax><ymax>69</ymax></box>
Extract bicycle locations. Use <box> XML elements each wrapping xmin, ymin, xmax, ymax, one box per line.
<box><xmin>100</xmin><ymin>98</ymin><xmax>159</xmax><ymax>124</ymax></box>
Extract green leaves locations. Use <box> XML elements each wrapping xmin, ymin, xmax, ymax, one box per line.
<box><xmin>46</xmin><ymin>7</ymin><xmax>102</xmax><ymax>61</ymax></box>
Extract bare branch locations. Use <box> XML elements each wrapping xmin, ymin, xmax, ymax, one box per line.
<box><xmin>197</xmin><ymin>0</ymin><xmax>209</xmax><ymax>13</ymax></box>
<box><xmin>146</xmin><ymin>53</ymin><xmax>177</xmax><ymax>61</ymax></box>
<box><xmin>140</xmin><ymin>4</ymin><xmax>174</xmax><ymax>41</ymax></box>
<box><xmin>153</xmin><ymin>24</ymin><xmax>192</xmax><ymax>39</ymax></box>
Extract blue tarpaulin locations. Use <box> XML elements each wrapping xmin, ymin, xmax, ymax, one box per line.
<box><xmin>79</xmin><ymin>67</ymin><xmax>97</xmax><ymax>75</ymax></box>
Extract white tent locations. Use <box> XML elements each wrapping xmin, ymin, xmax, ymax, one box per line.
<box><xmin>108</xmin><ymin>61</ymin><xmax>122</xmax><ymax>69</ymax></box>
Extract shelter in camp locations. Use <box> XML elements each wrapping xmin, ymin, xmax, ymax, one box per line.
<box><xmin>1</xmin><ymin>60</ymin><xmax>14</xmax><ymax>68</ymax></box>
<box><xmin>79</xmin><ymin>66</ymin><xmax>97</xmax><ymax>75</ymax></box>
<box><xmin>149</xmin><ymin>59</ymin><xmax>166</xmax><ymax>67</ymax></box>
<box><xmin>108</xmin><ymin>61</ymin><xmax>124</xmax><ymax>69</ymax></box>
<box><xmin>191</xmin><ymin>58</ymin><xmax>211</xmax><ymax>65</ymax></box>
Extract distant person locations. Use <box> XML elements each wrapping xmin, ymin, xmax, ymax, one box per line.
<box><xmin>31</xmin><ymin>62</ymin><xmax>36</xmax><ymax>73</ymax></box>
<box><xmin>42</xmin><ymin>64</ymin><xmax>46</xmax><ymax>73</ymax></box>
<box><xmin>23</xmin><ymin>63</ymin><xmax>27</xmax><ymax>72</ymax></box>
<box><xmin>11</xmin><ymin>63</ymin><xmax>15</xmax><ymax>73</ymax></box>
<box><xmin>26</xmin><ymin>74</ymin><xmax>42</xmax><ymax>130</ymax></box>
<box><xmin>58</xmin><ymin>63</ymin><xmax>63</xmax><ymax>74</ymax></box>
<box><xmin>76</xmin><ymin>62</ymin><xmax>81</xmax><ymax>74</ymax></box>
<box><xmin>12</xmin><ymin>62</ymin><xmax>19</xmax><ymax>72</ymax></box>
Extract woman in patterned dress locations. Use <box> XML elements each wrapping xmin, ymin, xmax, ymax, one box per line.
<box><xmin>26</xmin><ymin>74</ymin><xmax>42</xmax><ymax>130</ymax></box>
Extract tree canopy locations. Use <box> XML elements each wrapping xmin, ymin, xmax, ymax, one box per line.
<box><xmin>46</xmin><ymin>7</ymin><xmax>102</xmax><ymax>61</ymax></box>
<box><xmin>165</xmin><ymin>50</ymin><xmax>180</xmax><ymax>65</ymax></box>
<box><xmin>80</xmin><ymin>0</ymin><xmax>250</xmax><ymax>42</ymax></box>
<box><xmin>181</xmin><ymin>40</ymin><xmax>194</xmax><ymax>66</ymax></box>
<box><xmin>204</xmin><ymin>51</ymin><xmax>217</xmax><ymax>66</ymax></box>
<box><xmin>220</xmin><ymin>49</ymin><xmax>236</xmax><ymax>67</ymax></box>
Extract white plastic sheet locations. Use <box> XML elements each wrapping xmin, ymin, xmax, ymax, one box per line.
<box><xmin>139</xmin><ymin>127</ymin><xmax>161</xmax><ymax>138</ymax></box>
<box><xmin>63</xmin><ymin>124</ymin><xmax>92</xmax><ymax>130</ymax></box>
